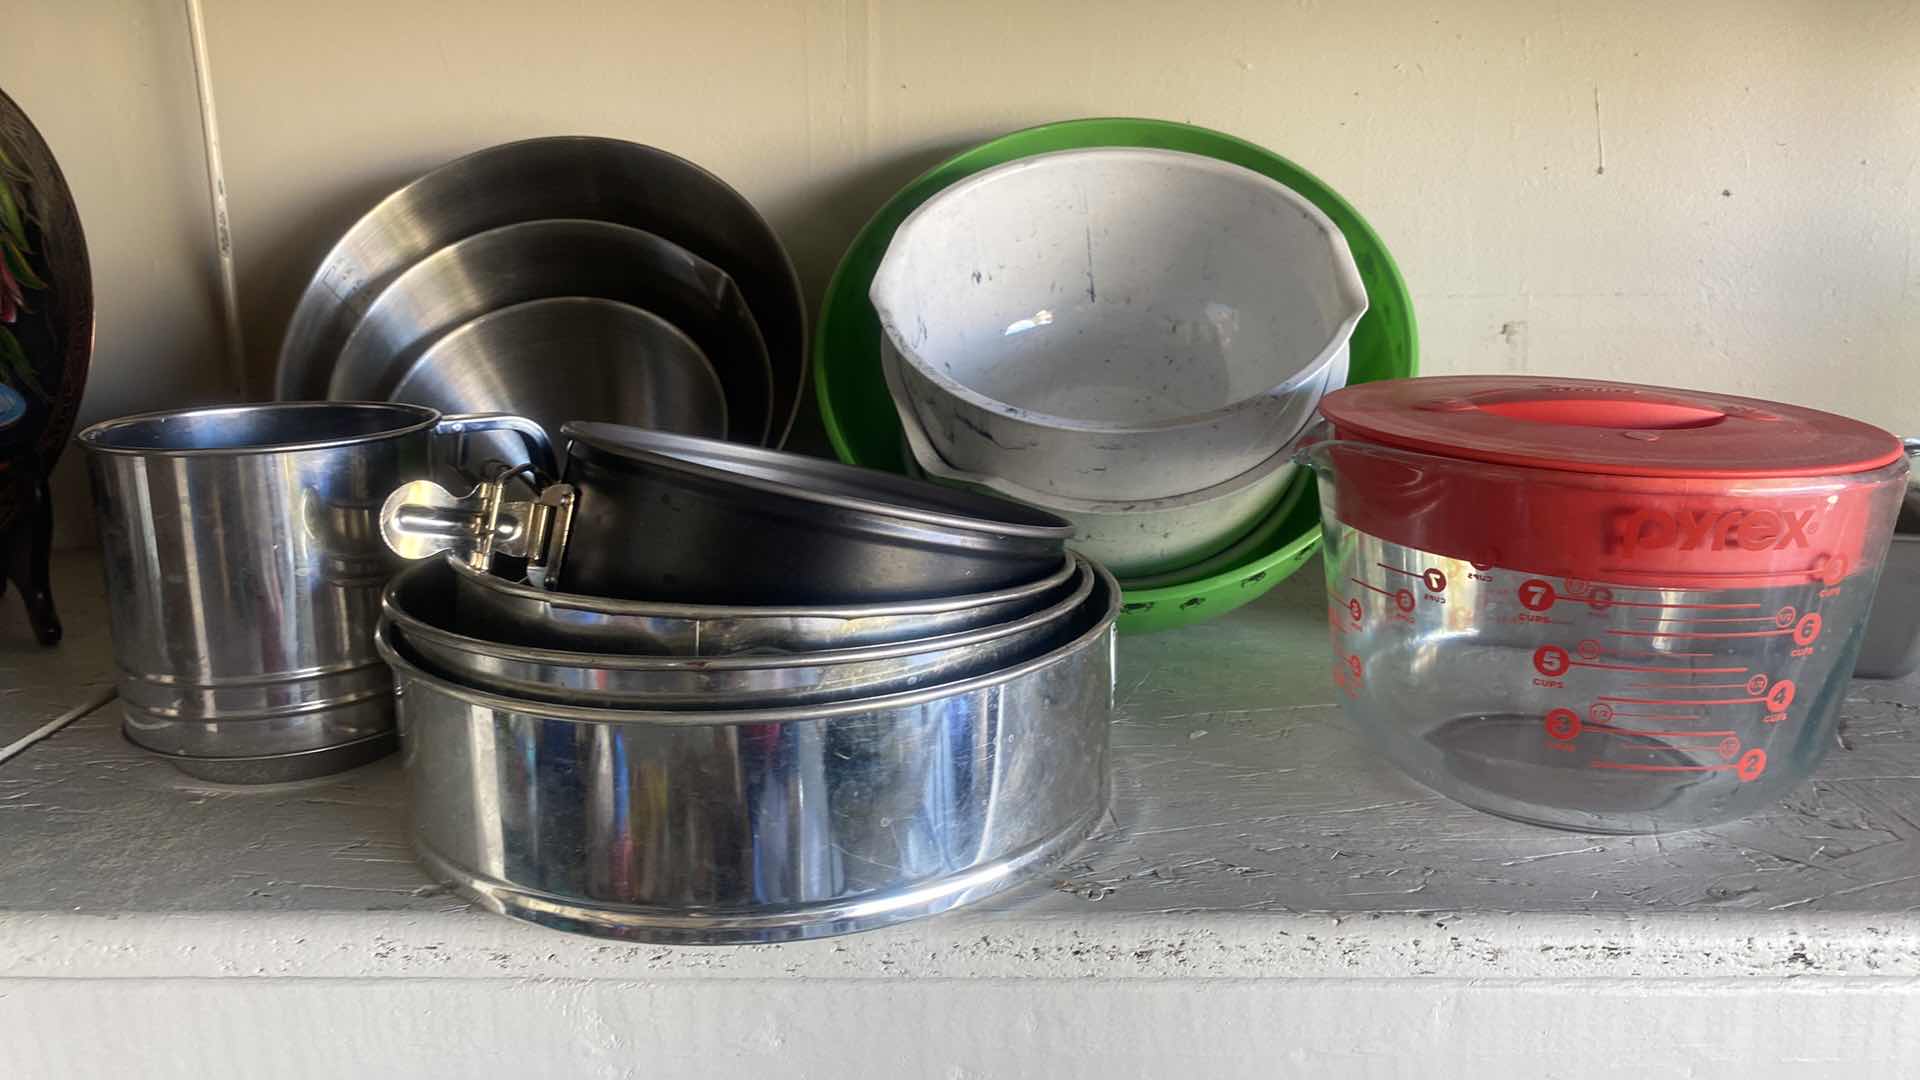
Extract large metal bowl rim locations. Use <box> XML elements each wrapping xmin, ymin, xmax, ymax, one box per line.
<box><xmin>385</xmin><ymin>558</ymin><xmax>1093</xmax><ymax>671</ymax></box>
<box><xmin>447</xmin><ymin>551</ymin><xmax>1077</xmax><ymax>618</ymax></box>
<box><xmin>374</xmin><ymin>560</ymin><xmax>1119</xmax><ymax>726</ymax></box>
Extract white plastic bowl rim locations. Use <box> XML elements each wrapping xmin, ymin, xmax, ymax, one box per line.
<box><xmin>871</xmin><ymin>147</ymin><xmax>1371</xmax><ymax>436</ymax></box>
<box><xmin>882</xmin><ymin>339</ymin><xmax>1301</xmax><ymax>515</ymax></box>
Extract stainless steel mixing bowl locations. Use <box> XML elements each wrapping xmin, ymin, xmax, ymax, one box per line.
<box><xmin>276</xmin><ymin>135</ymin><xmax>808</xmax><ymax>443</ymax></box>
<box><xmin>327</xmin><ymin>219</ymin><xmax>774</xmax><ymax>446</ymax></box>
<box><xmin>390</xmin><ymin>296</ymin><xmax>730</xmax><ymax>446</ymax></box>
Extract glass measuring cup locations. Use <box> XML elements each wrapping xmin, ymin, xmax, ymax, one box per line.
<box><xmin>1298</xmin><ymin>378</ymin><xmax>1908</xmax><ymax>833</ymax></box>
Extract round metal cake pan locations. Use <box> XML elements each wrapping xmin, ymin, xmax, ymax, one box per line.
<box><xmin>374</xmin><ymin>559</ymin><xmax>1118</xmax><ymax>944</ymax></box>
<box><xmin>551</xmin><ymin>422</ymin><xmax>1074</xmax><ymax>604</ymax></box>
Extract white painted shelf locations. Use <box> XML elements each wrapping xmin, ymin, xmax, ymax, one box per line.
<box><xmin>5</xmin><ymin>551</ymin><xmax>1920</xmax><ymax>1078</ymax></box>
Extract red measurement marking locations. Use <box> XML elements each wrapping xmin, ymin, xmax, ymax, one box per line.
<box><xmin>1774</xmin><ymin>606</ymin><xmax>1797</xmax><ymax>628</ymax></box>
<box><xmin>1595</xmin><ymin>568</ymin><xmax>1824</xmax><ymax>586</ymax></box>
<box><xmin>1586</xmin><ymin>723</ymin><xmax>1737</xmax><ymax>739</ymax></box>
<box><xmin>1585</xmin><ymin>581</ymin><xmax>1760</xmax><ymax>594</ymax></box>
<box><xmin>1596</xmin><ymin>694</ymin><xmax>1765</xmax><ymax>706</ymax></box>
<box><xmin>1718</xmin><ymin>736</ymin><xmax>1742</xmax><ymax>761</ymax></box>
<box><xmin>1534</xmin><ymin>645</ymin><xmax>1571</xmax><ymax>677</ymax></box>
<box><xmin>1605</xmin><ymin>648</ymin><xmax>1716</xmax><ymax>659</ymax></box>
<box><xmin>1745</xmin><ymin>674</ymin><xmax>1770</xmax><ymax>695</ymax></box>
<box><xmin>1568</xmin><ymin>659</ymin><xmax>1749</xmax><ymax>674</ymax></box>
<box><xmin>1525</xmin><ymin>585</ymin><xmax>1763</xmax><ymax>612</ymax></box>
<box><xmin>1349</xmin><ymin>577</ymin><xmax>1397</xmax><ymax>600</ymax></box>
<box><xmin>1766</xmin><ymin>680</ymin><xmax>1796</xmax><ymax>712</ymax></box>
<box><xmin>1623</xmin><ymin>681</ymin><xmax>1752</xmax><ymax>690</ymax></box>
<box><xmin>1793</xmin><ymin>613</ymin><xmax>1822</xmax><ymax>646</ymax></box>
<box><xmin>1518</xmin><ymin>579</ymin><xmax>1555</xmax><ymax>611</ymax></box>
<box><xmin>1331</xmin><ymin>655</ymin><xmax>1363</xmax><ymax>698</ymax></box>
<box><xmin>1737</xmin><ymin>748</ymin><xmax>1769</xmax><ymax>781</ymax></box>
<box><xmin>1544</xmin><ymin>708</ymin><xmax>1582</xmax><ymax>740</ymax></box>
<box><xmin>1376</xmin><ymin>563</ymin><xmax>1450</xmax><ymax>595</ymax></box>
<box><xmin>1584</xmin><ymin>597</ymin><xmax>1764</xmax><ymax>610</ymax></box>
<box><xmin>1634</xmin><ymin>614</ymin><xmax>1778</xmax><ymax>624</ymax></box>
<box><xmin>1591</xmin><ymin>761</ymin><xmax>1740</xmax><ymax>773</ymax></box>
<box><xmin>1606</xmin><ymin>627</ymin><xmax>1795</xmax><ymax>639</ymax></box>
<box><xmin>1605</xmin><ymin>711</ymin><xmax>1707</xmax><ymax>720</ymax></box>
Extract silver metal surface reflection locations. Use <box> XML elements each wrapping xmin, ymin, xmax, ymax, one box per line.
<box><xmin>80</xmin><ymin>402</ymin><xmax>549</xmax><ymax>783</ymax></box>
<box><xmin>383</xmin><ymin>556</ymin><xmax>1093</xmax><ymax>707</ymax></box>
<box><xmin>377</xmin><ymin>562</ymin><xmax>1119</xmax><ymax>943</ymax></box>
<box><xmin>444</xmin><ymin>553</ymin><xmax>1079</xmax><ymax>656</ymax></box>
<box><xmin>390</xmin><ymin>296</ymin><xmax>732</xmax><ymax>453</ymax></box>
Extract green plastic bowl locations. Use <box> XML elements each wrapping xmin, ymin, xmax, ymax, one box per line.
<box><xmin>814</xmin><ymin>117</ymin><xmax>1418</xmax><ymax>633</ymax></box>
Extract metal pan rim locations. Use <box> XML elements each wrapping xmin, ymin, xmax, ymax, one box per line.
<box><xmin>78</xmin><ymin>401</ymin><xmax>440</xmax><ymax>458</ymax></box>
<box><xmin>385</xmin><ymin>557</ymin><xmax>1094</xmax><ymax>671</ymax></box>
<box><xmin>446</xmin><ymin>551</ymin><xmax>1075</xmax><ymax>619</ymax></box>
<box><xmin>375</xmin><ymin>560</ymin><xmax>1119</xmax><ymax>726</ymax></box>
<box><xmin>563</xmin><ymin>421</ymin><xmax>1074</xmax><ymax>540</ymax></box>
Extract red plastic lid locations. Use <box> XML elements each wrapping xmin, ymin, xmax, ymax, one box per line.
<box><xmin>1318</xmin><ymin>376</ymin><xmax>1903</xmax><ymax>479</ymax></box>
<box><xmin>1313</xmin><ymin>376</ymin><xmax>1909</xmax><ymax>589</ymax></box>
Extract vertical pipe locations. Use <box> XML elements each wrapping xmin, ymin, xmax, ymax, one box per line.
<box><xmin>184</xmin><ymin>0</ymin><xmax>248</xmax><ymax>399</ymax></box>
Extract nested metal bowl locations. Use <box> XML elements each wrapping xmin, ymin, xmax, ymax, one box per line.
<box><xmin>392</xmin><ymin>296</ymin><xmax>730</xmax><ymax>445</ymax></box>
<box><xmin>552</xmin><ymin>423</ymin><xmax>1074</xmax><ymax>604</ymax></box>
<box><xmin>374</xmin><ymin>559</ymin><xmax>1119</xmax><ymax>944</ymax></box>
<box><xmin>384</xmin><ymin>555</ymin><xmax>1093</xmax><ymax>707</ymax></box>
<box><xmin>276</xmin><ymin>135</ymin><xmax>808</xmax><ymax>444</ymax></box>
<box><xmin>446</xmin><ymin>553</ymin><xmax>1078</xmax><ymax>655</ymax></box>
<box><xmin>328</xmin><ymin>219</ymin><xmax>774</xmax><ymax>446</ymax></box>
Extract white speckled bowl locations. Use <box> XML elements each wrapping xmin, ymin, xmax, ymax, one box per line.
<box><xmin>871</xmin><ymin>147</ymin><xmax>1366</xmax><ymax>501</ymax></box>
<box><xmin>882</xmin><ymin>340</ymin><xmax>1299</xmax><ymax>578</ymax></box>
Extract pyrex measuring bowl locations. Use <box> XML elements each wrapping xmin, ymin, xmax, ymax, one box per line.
<box><xmin>1299</xmin><ymin>376</ymin><xmax>1907</xmax><ymax>833</ymax></box>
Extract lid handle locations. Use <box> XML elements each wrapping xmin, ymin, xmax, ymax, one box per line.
<box><xmin>1459</xmin><ymin>393</ymin><xmax>1727</xmax><ymax>431</ymax></box>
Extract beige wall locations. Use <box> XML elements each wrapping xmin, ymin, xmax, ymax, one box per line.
<box><xmin>4</xmin><ymin>0</ymin><xmax>232</xmax><ymax>544</ymax></box>
<box><xmin>7</xmin><ymin>0</ymin><xmax>1920</xmax><ymax>541</ymax></box>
